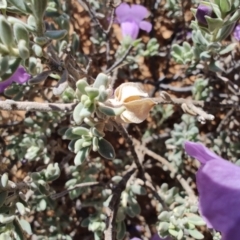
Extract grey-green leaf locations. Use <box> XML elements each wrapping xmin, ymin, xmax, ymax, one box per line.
<box><xmin>16</xmin><ymin>202</ymin><xmax>25</xmax><ymax>215</ymax></box>
<box><xmin>13</xmin><ymin>219</ymin><xmax>24</xmax><ymax>240</ymax></box>
<box><xmin>74</xmin><ymin>147</ymin><xmax>90</xmax><ymax>166</ymax></box>
<box><xmin>188</xmin><ymin>229</ymin><xmax>204</xmax><ymax>239</ymax></box>
<box><xmin>85</xmin><ymin>87</ymin><xmax>99</xmax><ymax>100</ymax></box>
<box><xmin>72</xmin><ymin>127</ymin><xmax>90</xmax><ymax>136</ymax></box>
<box><xmin>0</xmin><ymin>232</ymin><xmax>11</xmax><ymax>240</ymax></box>
<box><xmin>0</xmin><ymin>0</ymin><xmax>7</xmax><ymax>9</ymax></box>
<box><xmin>130</xmin><ymin>202</ymin><xmax>141</xmax><ymax>215</ymax></box>
<box><xmin>45</xmin><ymin>30</ymin><xmax>68</xmax><ymax>40</ymax></box>
<box><xmin>0</xmin><ymin>16</ymin><xmax>14</xmax><ymax>47</ymax></box>
<box><xmin>219</xmin><ymin>43</ymin><xmax>237</xmax><ymax>55</ymax></box>
<box><xmin>93</xmin><ymin>73</ymin><xmax>109</xmax><ymax>88</ymax></box>
<box><xmin>1</xmin><ymin>173</ymin><xmax>8</xmax><ymax>188</ymax></box>
<box><xmin>19</xmin><ymin>218</ymin><xmax>32</xmax><ymax>235</ymax></box>
<box><xmin>74</xmin><ymin>139</ymin><xmax>84</xmax><ymax>153</ymax></box>
<box><xmin>98</xmin><ymin>105</ymin><xmax>125</xmax><ymax>116</ymax></box>
<box><xmin>81</xmin><ymin>218</ymin><xmax>90</xmax><ymax>227</ymax></box>
<box><xmin>187</xmin><ymin>214</ymin><xmax>206</xmax><ymax>226</ymax></box>
<box><xmin>64</xmin><ymin>128</ymin><xmax>80</xmax><ymax>140</ymax></box>
<box><xmin>52</xmin><ymin>69</ymin><xmax>68</xmax><ymax>96</ymax></box>
<box><xmin>0</xmin><ymin>192</ymin><xmax>7</xmax><ymax>208</ymax></box>
<box><xmin>28</xmin><ymin>70</ymin><xmax>51</xmax><ymax>85</ymax></box>
<box><xmin>98</xmin><ymin>138</ymin><xmax>115</xmax><ymax>160</ymax></box>
<box><xmin>116</xmin><ymin>221</ymin><xmax>126</xmax><ymax>240</ymax></box>
<box><xmin>31</xmin><ymin>0</ymin><xmax>48</xmax><ymax>20</ymax></box>
<box><xmin>0</xmin><ymin>56</ymin><xmax>8</xmax><ymax>76</ymax></box>
<box><xmin>8</xmin><ymin>0</ymin><xmax>32</xmax><ymax>13</ymax></box>
<box><xmin>130</xmin><ymin>184</ymin><xmax>147</xmax><ymax>195</ymax></box>
<box><xmin>18</xmin><ymin>39</ymin><xmax>29</xmax><ymax>60</ymax></box>
<box><xmin>0</xmin><ymin>214</ymin><xmax>15</xmax><ymax>224</ymax></box>
<box><xmin>13</xmin><ymin>23</ymin><xmax>29</xmax><ymax>44</ymax></box>
<box><xmin>73</xmin><ymin>102</ymin><xmax>84</xmax><ymax>124</ymax></box>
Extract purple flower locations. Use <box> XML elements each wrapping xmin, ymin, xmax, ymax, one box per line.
<box><xmin>0</xmin><ymin>66</ymin><xmax>31</xmax><ymax>93</ymax></box>
<box><xmin>115</xmin><ymin>3</ymin><xmax>152</xmax><ymax>40</ymax></box>
<box><xmin>196</xmin><ymin>4</ymin><xmax>214</xmax><ymax>26</ymax></box>
<box><xmin>233</xmin><ymin>24</ymin><xmax>240</xmax><ymax>41</ymax></box>
<box><xmin>184</xmin><ymin>141</ymin><xmax>240</xmax><ymax>240</ymax></box>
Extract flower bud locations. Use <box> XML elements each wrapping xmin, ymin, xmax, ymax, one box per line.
<box><xmin>196</xmin><ymin>4</ymin><xmax>214</xmax><ymax>26</ymax></box>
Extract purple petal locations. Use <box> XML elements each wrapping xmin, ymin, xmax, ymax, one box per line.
<box><xmin>184</xmin><ymin>141</ymin><xmax>240</xmax><ymax>239</ymax></box>
<box><xmin>186</xmin><ymin>31</ymin><xmax>192</xmax><ymax>40</ymax></box>
<box><xmin>184</xmin><ymin>141</ymin><xmax>224</xmax><ymax>164</ymax></box>
<box><xmin>196</xmin><ymin>4</ymin><xmax>213</xmax><ymax>26</ymax></box>
<box><xmin>11</xmin><ymin>66</ymin><xmax>31</xmax><ymax>84</ymax></box>
<box><xmin>233</xmin><ymin>24</ymin><xmax>240</xmax><ymax>41</ymax></box>
<box><xmin>0</xmin><ymin>78</ymin><xmax>14</xmax><ymax>93</ymax></box>
<box><xmin>0</xmin><ymin>66</ymin><xmax>30</xmax><ymax>93</ymax></box>
<box><xmin>222</xmin><ymin>225</ymin><xmax>240</xmax><ymax>240</ymax></box>
<box><xmin>139</xmin><ymin>21</ymin><xmax>152</xmax><ymax>33</ymax></box>
<box><xmin>121</xmin><ymin>21</ymin><xmax>139</xmax><ymax>40</ymax></box>
<box><xmin>197</xmin><ymin>158</ymin><xmax>240</xmax><ymax>236</ymax></box>
<box><xmin>129</xmin><ymin>4</ymin><xmax>148</xmax><ymax>22</ymax></box>
<box><xmin>115</xmin><ymin>3</ymin><xmax>131</xmax><ymax>23</ymax></box>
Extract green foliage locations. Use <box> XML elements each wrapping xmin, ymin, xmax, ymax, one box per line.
<box><xmin>65</xmin><ymin>159</ymin><xmax>104</xmax><ymax>200</ymax></box>
<box><xmin>157</xmin><ymin>183</ymin><xmax>205</xmax><ymax>240</ymax></box>
<box><xmin>139</xmin><ymin>38</ymin><xmax>160</xmax><ymax>57</ymax></box>
<box><xmin>192</xmin><ymin>78</ymin><xmax>212</xmax><ymax>100</ymax></box>
<box><xmin>165</xmin><ymin>114</ymin><xmax>199</xmax><ymax>168</ymax></box>
<box><xmin>209</xmin><ymin>131</ymin><xmax>240</xmax><ymax>163</ymax></box>
<box><xmin>164</xmin><ymin>0</ymin><xmax>182</xmax><ymax>17</ymax></box>
<box><xmin>171</xmin><ymin>0</ymin><xmax>240</xmax><ymax>72</ymax></box>
<box><xmin>172</xmin><ymin>42</ymin><xmax>194</xmax><ymax>64</ymax></box>
<box><xmin>6</xmin><ymin>111</ymin><xmax>66</xmax><ymax>163</ymax></box>
<box><xmin>81</xmin><ymin>213</ymin><xmax>106</xmax><ymax>240</ymax></box>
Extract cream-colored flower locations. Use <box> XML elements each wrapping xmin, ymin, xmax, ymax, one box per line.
<box><xmin>107</xmin><ymin>82</ymin><xmax>156</xmax><ymax>123</ymax></box>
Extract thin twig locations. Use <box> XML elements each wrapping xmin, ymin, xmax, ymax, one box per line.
<box><xmin>111</xmin><ymin>121</ymin><xmax>144</xmax><ymax>177</ymax></box>
<box><xmin>79</xmin><ymin>0</ymin><xmax>105</xmax><ymax>33</ymax></box>
<box><xmin>133</xmin><ymin>138</ymin><xmax>176</xmax><ymax>174</ymax></box>
<box><xmin>78</xmin><ymin>0</ymin><xmax>115</xmax><ymax>35</ymax></box>
<box><xmin>50</xmin><ymin>182</ymin><xmax>102</xmax><ymax>199</ymax></box>
<box><xmin>133</xmin><ymin>138</ymin><xmax>197</xmax><ymax>202</ymax></box>
<box><xmin>106</xmin><ymin>3</ymin><xmax>115</xmax><ymax>34</ymax></box>
<box><xmin>216</xmin><ymin>108</ymin><xmax>234</xmax><ymax>132</ymax></box>
<box><xmin>105</xmin><ymin>45</ymin><xmax>133</xmax><ymax>74</ymax></box>
<box><xmin>0</xmin><ymin>100</ymin><xmax>76</xmax><ymax>112</ymax></box>
<box><xmin>1</xmin><ymin>95</ymin><xmax>238</xmax><ymax>113</ymax></box>
<box><xmin>112</xmin><ymin>121</ymin><xmax>168</xmax><ymax>210</ymax></box>
<box><xmin>180</xmin><ymin>0</ymin><xmax>186</xmax><ymax>41</ymax></box>
<box><xmin>1</xmin><ymin>181</ymin><xmax>30</xmax><ymax>192</ymax></box>
<box><xmin>153</xmin><ymin>95</ymin><xmax>240</xmax><ymax>110</ymax></box>
<box><xmin>144</xmin><ymin>172</ymin><xmax>169</xmax><ymax>209</ymax></box>
<box><xmin>104</xmin><ymin>169</ymin><xmax>136</xmax><ymax>240</ymax></box>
